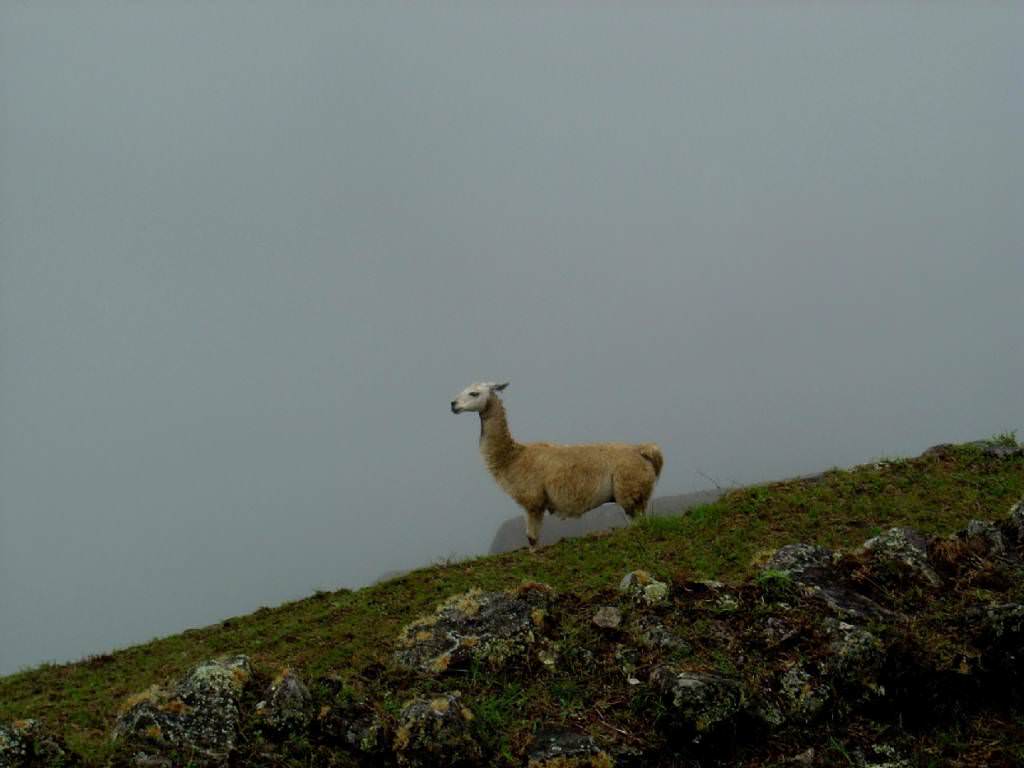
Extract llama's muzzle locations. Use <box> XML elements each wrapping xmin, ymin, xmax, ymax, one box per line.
<box><xmin>450</xmin><ymin>401</ymin><xmax>460</xmax><ymax>413</ymax></box>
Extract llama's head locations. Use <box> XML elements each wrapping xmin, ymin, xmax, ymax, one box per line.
<box><xmin>450</xmin><ymin>381</ymin><xmax>509</xmax><ymax>414</ymax></box>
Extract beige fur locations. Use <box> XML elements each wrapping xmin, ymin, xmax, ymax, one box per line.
<box><xmin>451</xmin><ymin>383</ymin><xmax>663</xmax><ymax>551</ymax></box>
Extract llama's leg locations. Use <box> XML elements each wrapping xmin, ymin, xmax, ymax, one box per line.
<box><xmin>524</xmin><ymin>508</ymin><xmax>545</xmax><ymax>552</ymax></box>
<box><xmin>623</xmin><ymin>498</ymin><xmax>649</xmax><ymax>522</ymax></box>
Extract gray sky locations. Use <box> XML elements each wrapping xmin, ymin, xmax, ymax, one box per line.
<box><xmin>2</xmin><ymin>4</ymin><xmax>1021</xmax><ymax>675</ymax></box>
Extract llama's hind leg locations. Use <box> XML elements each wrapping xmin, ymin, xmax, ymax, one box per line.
<box><xmin>524</xmin><ymin>508</ymin><xmax>545</xmax><ymax>552</ymax></box>
<box><xmin>614</xmin><ymin>474</ymin><xmax>653</xmax><ymax>524</ymax></box>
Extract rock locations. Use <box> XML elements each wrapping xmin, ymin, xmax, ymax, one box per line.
<box><xmin>592</xmin><ymin>606</ymin><xmax>622</xmax><ymax>630</ymax></box>
<box><xmin>764</xmin><ymin>544</ymin><xmax>890</xmax><ymax>620</ymax></box>
<box><xmin>861</xmin><ymin>743</ymin><xmax>911</xmax><ymax>768</ymax></box>
<box><xmin>614</xmin><ymin>646</ymin><xmax>642</xmax><ymax>684</ymax></box>
<box><xmin>777</xmin><ymin>663</ymin><xmax>830</xmax><ymax>722</ymax></box>
<box><xmin>649</xmin><ymin>667</ymin><xmax>744</xmax><ymax>734</ymax></box>
<box><xmin>860</xmin><ymin>527</ymin><xmax>941</xmax><ymax>587</ymax></box>
<box><xmin>129</xmin><ymin>754</ymin><xmax>173</xmax><ymax>768</ymax></box>
<box><xmin>980</xmin><ymin>441</ymin><xmax>1024</xmax><ymax>459</ymax></box>
<box><xmin>629</xmin><ymin>616</ymin><xmax>691</xmax><ymax>653</ymax></box>
<box><xmin>963</xmin><ymin>519</ymin><xmax>1008</xmax><ymax>558</ymax></box>
<box><xmin>764</xmin><ymin>544</ymin><xmax>836</xmax><ymax>579</ymax></box>
<box><xmin>0</xmin><ymin>719</ymin><xmax>80</xmax><ymax>767</ymax></box>
<box><xmin>618</xmin><ymin>571</ymin><xmax>669</xmax><ymax>605</ymax></box>
<box><xmin>977</xmin><ymin>602</ymin><xmax>1024</xmax><ymax>642</ymax></box>
<box><xmin>393</xmin><ymin>692</ymin><xmax>480</xmax><ymax>767</ymax></box>
<box><xmin>527</xmin><ymin>730</ymin><xmax>613</xmax><ymax>768</ymax></box>
<box><xmin>112</xmin><ymin>656</ymin><xmax>252</xmax><ymax>760</ymax></box>
<box><xmin>1007</xmin><ymin>498</ymin><xmax>1024</xmax><ymax>543</ymax></box>
<box><xmin>757</xmin><ymin>616</ymin><xmax>800</xmax><ymax>649</ymax></box>
<box><xmin>254</xmin><ymin>669</ymin><xmax>313</xmax><ymax>735</ymax></box>
<box><xmin>311</xmin><ymin>681</ymin><xmax>386</xmax><ymax>756</ymax></box>
<box><xmin>820</xmin><ymin>619</ymin><xmax>884</xmax><ymax>689</ymax></box>
<box><xmin>394</xmin><ymin>583</ymin><xmax>552</xmax><ymax>674</ymax></box>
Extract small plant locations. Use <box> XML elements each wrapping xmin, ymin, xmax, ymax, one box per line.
<box><xmin>755</xmin><ymin>569</ymin><xmax>798</xmax><ymax>604</ymax></box>
<box><xmin>990</xmin><ymin>430</ymin><xmax>1018</xmax><ymax>447</ymax></box>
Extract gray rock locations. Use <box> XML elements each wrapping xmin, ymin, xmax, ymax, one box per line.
<box><xmin>978</xmin><ymin>602</ymin><xmax>1024</xmax><ymax>641</ymax></box>
<box><xmin>765</xmin><ymin>543</ymin><xmax>891</xmax><ymax>620</ymax></box>
<box><xmin>394</xmin><ymin>584</ymin><xmax>552</xmax><ymax>674</ymax></box>
<box><xmin>778</xmin><ymin>663</ymin><xmax>829</xmax><ymax>722</ymax></box>
<box><xmin>618</xmin><ymin>571</ymin><xmax>669</xmax><ymax>605</ymax></box>
<box><xmin>820</xmin><ymin>618</ymin><xmax>884</xmax><ymax>688</ymax></box>
<box><xmin>649</xmin><ymin>667</ymin><xmax>744</xmax><ymax>734</ymax></box>
<box><xmin>112</xmin><ymin>656</ymin><xmax>252</xmax><ymax>760</ymax></box>
<box><xmin>0</xmin><ymin>719</ymin><xmax>79</xmax><ymax>768</ymax></box>
<box><xmin>254</xmin><ymin>669</ymin><xmax>313</xmax><ymax>734</ymax></box>
<box><xmin>527</xmin><ymin>730</ymin><xmax>613</xmax><ymax>768</ymax></box>
<box><xmin>963</xmin><ymin>519</ymin><xmax>1008</xmax><ymax>558</ymax></box>
<box><xmin>980</xmin><ymin>441</ymin><xmax>1024</xmax><ymax>459</ymax></box>
<box><xmin>1008</xmin><ymin>498</ymin><xmax>1024</xmax><ymax>543</ymax></box>
<box><xmin>311</xmin><ymin>681</ymin><xmax>386</xmax><ymax>755</ymax></box>
<box><xmin>861</xmin><ymin>743</ymin><xmax>911</xmax><ymax>768</ymax></box>
<box><xmin>393</xmin><ymin>692</ymin><xmax>480</xmax><ymax>767</ymax></box>
<box><xmin>763</xmin><ymin>544</ymin><xmax>835</xmax><ymax>579</ymax></box>
<box><xmin>592</xmin><ymin>606</ymin><xmax>622</xmax><ymax>630</ymax></box>
<box><xmin>758</xmin><ymin>616</ymin><xmax>800</xmax><ymax>649</ymax></box>
<box><xmin>630</xmin><ymin>616</ymin><xmax>691</xmax><ymax>653</ymax></box>
<box><xmin>131</xmin><ymin>756</ymin><xmax>172</xmax><ymax>768</ymax></box>
<box><xmin>861</xmin><ymin>527</ymin><xmax>941</xmax><ymax>587</ymax></box>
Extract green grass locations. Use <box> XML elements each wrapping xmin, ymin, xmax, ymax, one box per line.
<box><xmin>1</xmin><ymin>441</ymin><xmax>1022</xmax><ymax>763</ymax></box>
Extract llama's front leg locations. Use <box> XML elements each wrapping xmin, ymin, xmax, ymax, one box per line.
<box><xmin>524</xmin><ymin>508</ymin><xmax>545</xmax><ymax>552</ymax></box>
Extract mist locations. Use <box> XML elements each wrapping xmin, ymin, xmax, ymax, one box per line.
<box><xmin>2</xmin><ymin>4</ymin><xmax>1021</xmax><ymax>675</ymax></box>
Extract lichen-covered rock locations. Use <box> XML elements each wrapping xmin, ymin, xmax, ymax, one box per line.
<box><xmin>629</xmin><ymin>616</ymin><xmax>691</xmax><ymax>654</ymax></box>
<box><xmin>311</xmin><ymin>680</ymin><xmax>386</xmax><ymax>756</ymax></box>
<box><xmin>860</xmin><ymin>527</ymin><xmax>941</xmax><ymax>587</ymax></box>
<box><xmin>618</xmin><ymin>571</ymin><xmax>669</xmax><ymax>605</ymax></box>
<box><xmin>112</xmin><ymin>656</ymin><xmax>251</xmax><ymax>760</ymax></box>
<box><xmin>393</xmin><ymin>692</ymin><xmax>480</xmax><ymax>767</ymax></box>
<box><xmin>820</xmin><ymin>619</ymin><xmax>884</xmax><ymax>688</ymax></box>
<box><xmin>649</xmin><ymin>667</ymin><xmax>744</xmax><ymax>734</ymax></box>
<box><xmin>527</xmin><ymin>730</ymin><xmax>614</xmax><ymax>768</ymax></box>
<box><xmin>254</xmin><ymin>668</ymin><xmax>312</xmax><ymax>735</ymax></box>
<box><xmin>764</xmin><ymin>544</ymin><xmax>835</xmax><ymax>579</ymax></box>
<box><xmin>394</xmin><ymin>583</ymin><xmax>553</xmax><ymax>674</ymax></box>
<box><xmin>0</xmin><ymin>719</ymin><xmax>80</xmax><ymax>768</ymax></box>
<box><xmin>763</xmin><ymin>544</ymin><xmax>889</xmax><ymax>620</ymax></box>
<box><xmin>592</xmin><ymin>606</ymin><xmax>622</xmax><ymax>630</ymax></box>
<box><xmin>962</xmin><ymin>519</ymin><xmax>1008</xmax><ymax>558</ymax></box>
<box><xmin>777</xmin><ymin>663</ymin><xmax>829</xmax><ymax>722</ymax></box>
<box><xmin>860</xmin><ymin>743</ymin><xmax>911</xmax><ymax>768</ymax></box>
<box><xmin>757</xmin><ymin>616</ymin><xmax>800</xmax><ymax>649</ymax></box>
<box><xmin>126</xmin><ymin>755</ymin><xmax>172</xmax><ymax>768</ymax></box>
<box><xmin>1007</xmin><ymin>498</ymin><xmax>1024</xmax><ymax>543</ymax></box>
<box><xmin>976</xmin><ymin>602</ymin><xmax>1024</xmax><ymax>643</ymax></box>
<box><xmin>977</xmin><ymin>439</ymin><xmax>1024</xmax><ymax>459</ymax></box>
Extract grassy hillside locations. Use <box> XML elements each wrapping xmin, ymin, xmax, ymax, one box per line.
<box><xmin>1</xmin><ymin>439</ymin><xmax>1022</xmax><ymax>764</ymax></box>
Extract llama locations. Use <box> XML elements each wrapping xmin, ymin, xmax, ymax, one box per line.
<box><xmin>450</xmin><ymin>381</ymin><xmax>663</xmax><ymax>551</ymax></box>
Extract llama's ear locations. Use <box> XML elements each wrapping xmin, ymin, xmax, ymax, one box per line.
<box><xmin>493</xmin><ymin>382</ymin><xmax>509</xmax><ymax>392</ymax></box>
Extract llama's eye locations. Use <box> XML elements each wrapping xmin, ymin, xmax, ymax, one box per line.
<box><xmin>469</xmin><ymin>391</ymin><xmax>479</xmax><ymax>397</ymax></box>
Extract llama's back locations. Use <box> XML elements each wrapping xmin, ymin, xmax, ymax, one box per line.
<box><xmin>520</xmin><ymin>441</ymin><xmax>659</xmax><ymax>518</ymax></box>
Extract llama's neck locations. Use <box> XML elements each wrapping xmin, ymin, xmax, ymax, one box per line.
<box><xmin>479</xmin><ymin>396</ymin><xmax>520</xmax><ymax>473</ymax></box>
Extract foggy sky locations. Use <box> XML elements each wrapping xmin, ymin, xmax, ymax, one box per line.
<box><xmin>2</xmin><ymin>4</ymin><xmax>1021</xmax><ymax>675</ymax></box>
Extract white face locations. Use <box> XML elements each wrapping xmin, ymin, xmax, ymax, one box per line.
<box><xmin>450</xmin><ymin>381</ymin><xmax>507</xmax><ymax>414</ymax></box>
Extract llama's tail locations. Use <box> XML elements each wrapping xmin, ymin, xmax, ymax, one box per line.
<box><xmin>638</xmin><ymin>444</ymin><xmax>664</xmax><ymax>478</ymax></box>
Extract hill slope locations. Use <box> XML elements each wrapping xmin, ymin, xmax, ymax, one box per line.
<box><xmin>1</xmin><ymin>439</ymin><xmax>1022</xmax><ymax>766</ymax></box>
